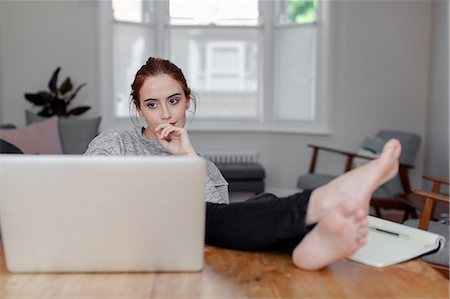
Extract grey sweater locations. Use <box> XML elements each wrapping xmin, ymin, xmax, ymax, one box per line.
<box><xmin>84</xmin><ymin>127</ymin><xmax>229</xmax><ymax>204</ymax></box>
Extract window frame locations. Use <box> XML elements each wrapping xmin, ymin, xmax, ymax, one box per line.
<box><xmin>98</xmin><ymin>0</ymin><xmax>332</xmax><ymax>134</ymax></box>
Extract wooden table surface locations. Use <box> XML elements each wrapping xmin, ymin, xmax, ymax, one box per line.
<box><xmin>0</xmin><ymin>244</ymin><xmax>447</xmax><ymax>298</ymax></box>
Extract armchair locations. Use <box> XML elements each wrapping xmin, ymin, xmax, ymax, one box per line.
<box><xmin>297</xmin><ymin>130</ymin><xmax>421</xmax><ymax>220</ymax></box>
<box><xmin>403</xmin><ymin>175</ymin><xmax>449</xmax><ymax>278</ymax></box>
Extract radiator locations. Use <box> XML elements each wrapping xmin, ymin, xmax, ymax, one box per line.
<box><xmin>200</xmin><ymin>150</ymin><xmax>260</xmax><ymax>164</ymax></box>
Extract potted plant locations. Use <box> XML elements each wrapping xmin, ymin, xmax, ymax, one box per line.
<box><xmin>24</xmin><ymin>67</ymin><xmax>90</xmax><ymax>117</ymax></box>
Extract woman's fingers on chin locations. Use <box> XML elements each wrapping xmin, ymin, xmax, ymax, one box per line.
<box><xmin>162</xmin><ymin>127</ymin><xmax>172</xmax><ymax>137</ymax></box>
<box><xmin>156</xmin><ymin>123</ymin><xmax>170</xmax><ymax>131</ymax></box>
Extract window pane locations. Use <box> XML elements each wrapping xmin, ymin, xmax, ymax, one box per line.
<box><xmin>211</xmin><ymin>47</ymin><xmax>240</xmax><ymax>71</ymax></box>
<box><xmin>170</xmin><ymin>27</ymin><xmax>259</xmax><ymax>119</ymax></box>
<box><xmin>114</xmin><ymin>24</ymin><xmax>154</xmax><ymax>117</ymax></box>
<box><xmin>210</xmin><ymin>75</ymin><xmax>239</xmax><ymax>90</ymax></box>
<box><xmin>112</xmin><ymin>0</ymin><xmax>152</xmax><ymax>23</ymax></box>
<box><xmin>278</xmin><ymin>0</ymin><xmax>317</xmax><ymax>25</ymax></box>
<box><xmin>169</xmin><ymin>0</ymin><xmax>259</xmax><ymax>26</ymax></box>
<box><xmin>274</xmin><ymin>26</ymin><xmax>316</xmax><ymax>121</ymax></box>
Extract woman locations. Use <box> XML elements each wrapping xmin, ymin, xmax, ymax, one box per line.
<box><xmin>85</xmin><ymin>57</ymin><xmax>402</xmax><ymax>270</ymax></box>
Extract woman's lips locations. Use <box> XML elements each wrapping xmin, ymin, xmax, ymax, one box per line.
<box><xmin>169</xmin><ymin>122</ymin><xmax>176</xmax><ymax>126</ymax></box>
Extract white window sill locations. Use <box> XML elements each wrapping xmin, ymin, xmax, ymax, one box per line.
<box><xmin>106</xmin><ymin>116</ymin><xmax>331</xmax><ymax>136</ymax></box>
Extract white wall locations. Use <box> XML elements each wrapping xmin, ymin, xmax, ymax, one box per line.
<box><xmin>0</xmin><ymin>0</ymin><xmax>99</xmax><ymax>125</ymax></box>
<box><xmin>0</xmin><ymin>1</ymin><xmax>3</xmax><ymax>124</ymax></box>
<box><xmin>424</xmin><ymin>0</ymin><xmax>449</xmax><ymax>182</ymax></box>
<box><xmin>0</xmin><ymin>0</ymin><xmax>438</xmax><ymax>191</ymax></box>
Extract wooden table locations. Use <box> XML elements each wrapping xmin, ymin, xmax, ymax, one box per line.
<box><xmin>0</xmin><ymin>244</ymin><xmax>447</xmax><ymax>298</ymax></box>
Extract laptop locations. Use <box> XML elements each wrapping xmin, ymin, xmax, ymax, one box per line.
<box><xmin>0</xmin><ymin>155</ymin><xmax>206</xmax><ymax>273</ymax></box>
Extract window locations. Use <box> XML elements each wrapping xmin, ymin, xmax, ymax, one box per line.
<box><xmin>108</xmin><ymin>0</ymin><xmax>330</xmax><ymax>133</ymax></box>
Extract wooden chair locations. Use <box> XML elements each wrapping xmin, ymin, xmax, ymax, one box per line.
<box><xmin>297</xmin><ymin>130</ymin><xmax>421</xmax><ymax>220</ymax></box>
<box><xmin>410</xmin><ymin>175</ymin><xmax>450</xmax><ymax>229</ymax></box>
<box><xmin>404</xmin><ymin>175</ymin><xmax>449</xmax><ymax>278</ymax></box>
<box><xmin>297</xmin><ymin>144</ymin><xmax>417</xmax><ymax>221</ymax></box>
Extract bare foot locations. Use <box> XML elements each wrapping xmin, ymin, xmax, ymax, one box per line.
<box><xmin>306</xmin><ymin>139</ymin><xmax>401</xmax><ymax>224</ymax></box>
<box><xmin>292</xmin><ymin>199</ymin><xmax>368</xmax><ymax>270</ymax></box>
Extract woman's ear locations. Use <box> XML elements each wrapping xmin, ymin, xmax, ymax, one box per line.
<box><xmin>137</xmin><ymin>106</ymin><xmax>143</xmax><ymax>117</ymax></box>
<box><xmin>186</xmin><ymin>98</ymin><xmax>190</xmax><ymax>110</ymax></box>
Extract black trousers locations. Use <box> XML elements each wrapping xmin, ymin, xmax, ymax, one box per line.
<box><xmin>205</xmin><ymin>190</ymin><xmax>313</xmax><ymax>253</ymax></box>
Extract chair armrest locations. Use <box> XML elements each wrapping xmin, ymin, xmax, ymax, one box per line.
<box><xmin>308</xmin><ymin>144</ymin><xmax>415</xmax><ymax>166</ymax></box>
<box><xmin>307</xmin><ymin>144</ymin><xmax>374</xmax><ymax>173</ymax></box>
<box><xmin>423</xmin><ymin>175</ymin><xmax>450</xmax><ymax>186</ymax></box>
<box><xmin>307</xmin><ymin>144</ymin><xmax>374</xmax><ymax>159</ymax></box>
<box><xmin>412</xmin><ymin>189</ymin><xmax>450</xmax><ymax>204</ymax></box>
<box><xmin>307</xmin><ymin>144</ymin><xmax>414</xmax><ymax>174</ymax></box>
<box><xmin>307</xmin><ymin>144</ymin><xmax>415</xmax><ymax>196</ymax></box>
<box><xmin>412</xmin><ymin>188</ymin><xmax>450</xmax><ymax>230</ymax></box>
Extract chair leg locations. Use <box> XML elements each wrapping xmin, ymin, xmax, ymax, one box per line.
<box><xmin>402</xmin><ymin>210</ymin><xmax>410</xmax><ymax>222</ymax></box>
<box><xmin>402</xmin><ymin>206</ymin><xmax>417</xmax><ymax>222</ymax></box>
<box><xmin>375</xmin><ymin>207</ymin><xmax>382</xmax><ymax>217</ymax></box>
<box><xmin>411</xmin><ymin>208</ymin><xmax>417</xmax><ymax>218</ymax></box>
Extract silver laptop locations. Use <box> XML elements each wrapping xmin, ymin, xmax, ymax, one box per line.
<box><xmin>0</xmin><ymin>155</ymin><xmax>206</xmax><ymax>273</ymax></box>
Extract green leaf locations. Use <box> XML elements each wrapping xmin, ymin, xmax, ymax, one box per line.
<box><xmin>59</xmin><ymin>77</ymin><xmax>73</xmax><ymax>95</ymax></box>
<box><xmin>68</xmin><ymin>106</ymin><xmax>91</xmax><ymax>116</ymax></box>
<box><xmin>38</xmin><ymin>91</ymin><xmax>54</xmax><ymax>101</ymax></box>
<box><xmin>48</xmin><ymin>67</ymin><xmax>61</xmax><ymax>93</ymax></box>
<box><xmin>24</xmin><ymin>91</ymin><xmax>53</xmax><ymax>106</ymax></box>
<box><xmin>67</xmin><ymin>83</ymin><xmax>87</xmax><ymax>103</ymax></box>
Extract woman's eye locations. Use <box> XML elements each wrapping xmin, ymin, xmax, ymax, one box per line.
<box><xmin>147</xmin><ymin>102</ymin><xmax>157</xmax><ymax>109</ymax></box>
<box><xmin>169</xmin><ymin>98</ymin><xmax>179</xmax><ymax>105</ymax></box>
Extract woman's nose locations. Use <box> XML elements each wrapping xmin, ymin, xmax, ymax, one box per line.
<box><xmin>160</xmin><ymin>103</ymin><xmax>171</xmax><ymax>119</ymax></box>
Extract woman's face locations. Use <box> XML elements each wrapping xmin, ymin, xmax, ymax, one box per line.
<box><xmin>137</xmin><ymin>74</ymin><xmax>190</xmax><ymax>140</ymax></box>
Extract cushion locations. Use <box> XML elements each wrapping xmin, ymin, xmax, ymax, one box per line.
<box><xmin>26</xmin><ymin>111</ymin><xmax>101</xmax><ymax>154</ymax></box>
<box><xmin>353</xmin><ymin>136</ymin><xmax>386</xmax><ymax>167</ymax></box>
<box><xmin>376</xmin><ymin>130</ymin><xmax>421</xmax><ymax>165</ymax></box>
<box><xmin>216</xmin><ymin>163</ymin><xmax>266</xmax><ymax>180</ymax></box>
<box><xmin>354</xmin><ymin>136</ymin><xmax>400</xmax><ymax>198</ymax></box>
<box><xmin>0</xmin><ymin>116</ymin><xmax>63</xmax><ymax>154</ymax></box>
<box><xmin>361</xmin><ymin>136</ymin><xmax>386</xmax><ymax>154</ymax></box>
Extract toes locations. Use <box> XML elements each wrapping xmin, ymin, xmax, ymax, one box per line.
<box><xmin>382</xmin><ymin>139</ymin><xmax>402</xmax><ymax>159</ymax></box>
<box><xmin>355</xmin><ymin>209</ymin><xmax>368</xmax><ymax>221</ymax></box>
<box><xmin>359</xmin><ymin>227</ymin><xmax>368</xmax><ymax>238</ymax></box>
<box><xmin>357</xmin><ymin>237</ymin><xmax>367</xmax><ymax>247</ymax></box>
<box><xmin>356</xmin><ymin>215</ymin><xmax>368</xmax><ymax>227</ymax></box>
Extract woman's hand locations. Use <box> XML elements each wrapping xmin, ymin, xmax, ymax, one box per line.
<box><xmin>155</xmin><ymin>124</ymin><xmax>197</xmax><ymax>156</ymax></box>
